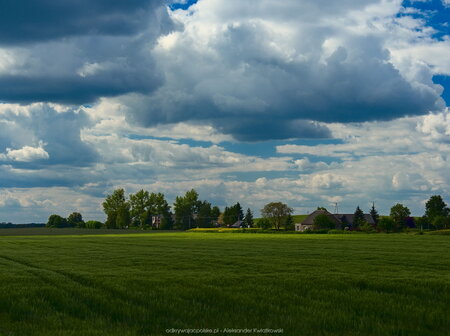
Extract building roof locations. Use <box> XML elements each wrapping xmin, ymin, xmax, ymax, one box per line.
<box><xmin>337</xmin><ymin>214</ymin><xmax>375</xmax><ymax>225</ymax></box>
<box><xmin>300</xmin><ymin>210</ymin><xmax>341</xmax><ymax>225</ymax></box>
<box><xmin>230</xmin><ymin>220</ymin><xmax>243</xmax><ymax>228</ymax></box>
<box><xmin>300</xmin><ymin>210</ymin><xmax>375</xmax><ymax>226</ymax></box>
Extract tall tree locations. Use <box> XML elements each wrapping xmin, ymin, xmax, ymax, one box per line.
<box><xmin>432</xmin><ymin>216</ymin><xmax>450</xmax><ymax>230</ymax></box>
<box><xmin>129</xmin><ymin>190</ymin><xmax>150</xmax><ymax>227</ymax></box>
<box><xmin>235</xmin><ymin>202</ymin><xmax>244</xmax><ymax>222</ymax></box>
<box><xmin>424</xmin><ymin>195</ymin><xmax>449</xmax><ymax>221</ymax></box>
<box><xmin>46</xmin><ymin>214</ymin><xmax>68</xmax><ymax>228</ymax></box>
<box><xmin>67</xmin><ymin>212</ymin><xmax>84</xmax><ymax>228</ymax></box>
<box><xmin>222</xmin><ymin>206</ymin><xmax>232</xmax><ymax>226</ymax></box>
<box><xmin>261</xmin><ymin>202</ymin><xmax>293</xmax><ymax>230</ymax></box>
<box><xmin>370</xmin><ymin>203</ymin><xmax>379</xmax><ymax>224</ymax></box>
<box><xmin>222</xmin><ymin>203</ymin><xmax>243</xmax><ymax>226</ymax></box>
<box><xmin>243</xmin><ymin>208</ymin><xmax>254</xmax><ymax>228</ymax></box>
<box><xmin>149</xmin><ymin>192</ymin><xmax>172</xmax><ymax>229</ymax></box>
<box><xmin>285</xmin><ymin>214</ymin><xmax>294</xmax><ymax>231</ymax></box>
<box><xmin>211</xmin><ymin>206</ymin><xmax>221</xmax><ymax>222</ymax></box>
<box><xmin>116</xmin><ymin>206</ymin><xmax>131</xmax><ymax>229</ymax></box>
<box><xmin>103</xmin><ymin>189</ymin><xmax>130</xmax><ymax>229</ymax></box>
<box><xmin>197</xmin><ymin>201</ymin><xmax>213</xmax><ymax>228</ymax></box>
<box><xmin>390</xmin><ymin>203</ymin><xmax>411</xmax><ymax>231</ymax></box>
<box><xmin>174</xmin><ymin>189</ymin><xmax>200</xmax><ymax>230</ymax></box>
<box><xmin>353</xmin><ymin>206</ymin><xmax>365</xmax><ymax>229</ymax></box>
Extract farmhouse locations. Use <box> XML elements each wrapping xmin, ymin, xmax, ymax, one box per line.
<box><xmin>295</xmin><ymin>209</ymin><xmax>375</xmax><ymax>231</ymax></box>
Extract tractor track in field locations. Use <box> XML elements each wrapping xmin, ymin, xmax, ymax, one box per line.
<box><xmin>0</xmin><ymin>254</ymin><xmax>164</xmax><ymax>321</ymax></box>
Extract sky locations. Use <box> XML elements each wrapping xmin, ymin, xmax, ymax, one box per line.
<box><xmin>0</xmin><ymin>0</ymin><xmax>449</xmax><ymax>223</ymax></box>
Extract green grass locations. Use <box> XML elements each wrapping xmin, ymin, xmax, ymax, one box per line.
<box><xmin>0</xmin><ymin>227</ymin><xmax>174</xmax><ymax>236</ymax></box>
<box><xmin>0</xmin><ymin>233</ymin><xmax>449</xmax><ymax>336</ymax></box>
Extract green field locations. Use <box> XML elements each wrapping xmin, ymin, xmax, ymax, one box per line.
<box><xmin>0</xmin><ymin>232</ymin><xmax>449</xmax><ymax>336</ymax></box>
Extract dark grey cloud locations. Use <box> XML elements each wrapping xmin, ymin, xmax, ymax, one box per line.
<box><xmin>0</xmin><ymin>0</ymin><xmax>165</xmax><ymax>45</ymax></box>
<box><xmin>122</xmin><ymin>4</ymin><xmax>445</xmax><ymax>141</ymax></box>
<box><xmin>216</xmin><ymin>119</ymin><xmax>331</xmax><ymax>141</ymax></box>
<box><xmin>0</xmin><ymin>166</ymin><xmax>91</xmax><ymax>188</ymax></box>
<box><xmin>0</xmin><ymin>66</ymin><xmax>161</xmax><ymax>105</ymax></box>
<box><xmin>0</xmin><ymin>1</ymin><xmax>172</xmax><ymax>104</ymax></box>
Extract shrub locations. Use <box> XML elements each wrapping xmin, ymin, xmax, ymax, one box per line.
<box><xmin>67</xmin><ymin>212</ymin><xmax>84</xmax><ymax>228</ymax></box>
<box><xmin>432</xmin><ymin>216</ymin><xmax>450</xmax><ymax>230</ymax></box>
<box><xmin>377</xmin><ymin>217</ymin><xmax>395</xmax><ymax>233</ymax></box>
<box><xmin>313</xmin><ymin>214</ymin><xmax>336</xmax><ymax>230</ymax></box>
<box><xmin>360</xmin><ymin>222</ymin><xmax>376</xmax><ymax>233</ymax></box>
<box><xmin>188</xmin><ymin>228</ymin><xmax>262</xmax><ymax>233</ymax></box>
<box><xmin>46</xmin><ymin>214</ymin><xmax>69</xmax><ymax>228</ymax></box>
<box><xmin>328</xmin><ymin>229</ymin><xmax>349</xmax><ymax>234</ymax></box>
<box><xmin>257</xmin><ymin>218</ymin><xmax>272</xmax><ymax>230</ymax></box>
<box><xmin>85</xmin><ymin>220</ymin><xmax>103</xmax><ymax>229</ymax></box>
<box><xmin>304</xmin><ymin>229</ymin><xmax>330</xmax><ymax>234</ymax></box>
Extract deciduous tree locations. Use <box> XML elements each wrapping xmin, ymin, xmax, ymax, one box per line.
<box><xmin>197</xmin><ymin>201</ymin><xmax>213</xmax><ymax>228</ymax></box>
<box><xmin>377</xmin><ymin>217</ymin><xmax>394</xmax><ymax>233</ymax></box>
<box><xmin>103</xmin><ymin>189</ymin><xmax>130</xmax><ymax>229</ymax></box>
<box><xmin>261</xmin><ymin>202</ymin><xmax>293</xmax><ymax>230</ymax></box>
<box><xmin>129</xmin><ymin>190</ymin><xmax>150</xmax><ymax>227</ymax></box>
<box><xmin>46</xmin><ymin>214</ymin><xmax>68</xmax><ymax>228</ymax></box>
<box><xmin>390</xmin><ymin>203</ymin><xmax>410</xmax><ymax>231</ymax></box>
<box><xmin>257</xmin><ymin>218</ymin><xmax>272</xmax><ymax>230</ymax></box>
<box><xmin>67</xmin><ymin>212</ymin><xmax>84</xmax><ymax>228</ymax></box>
<box><xmin>211</xmin><ymin>206</ymin><xmax>221</xmax><ymax>222</ymax></box>
<box><xmin>174</xmin><ymin>189</ymin><xmax>201</xmax><ymax>230</ymax></box>
<box><xmin>424</xmin><ymin>195</ymin><xmax>449</xmax><ymax>222</ymax></box>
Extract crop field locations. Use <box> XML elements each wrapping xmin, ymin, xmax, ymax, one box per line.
<box><xmin>0</xmin><ymin>232</ymin><xmax>448</xmax><ymax>336</ymax></box>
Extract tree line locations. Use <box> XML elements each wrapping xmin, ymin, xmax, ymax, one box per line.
<box><xmin>46</xmin><ymin>191</ymin><xmax>450</xmax><ymax>232</ymax></box>
<box><xmin>46</xmin><ymin>189</ymin><xmax>255</xmax><ymax>230</ymax></box>
<box><xmin>311</xmin><ymin>195</ymin><xmax>450</xmax><ymax>232</ymax></box>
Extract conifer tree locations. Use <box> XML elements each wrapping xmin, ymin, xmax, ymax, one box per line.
<box><xmin>370</xmin><ymin>203</ymin><xmax>379</xmax><ymax>224</ymax></box>
<box><xmin>353</xmin><ymin>206</ymin><xmax>365</xmax><ymax>229</ymax></box>
<box><xmin>285</xmin><ymin>214</ymin><xmax>294</xmax><ymax>231</ymax></box>
<box><xmin>244</xmin><ymin>208</ymin><xmax>254</xmax><ymax>228</ymax></box>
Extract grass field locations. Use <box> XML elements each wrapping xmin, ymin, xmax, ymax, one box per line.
<box><xmin>0</xmin><ymin>232</ymin><xmax>449</xmax><ymax>336</ymax></box>
<box><xmin>0</xmin><ymin>227</ymin><xmax>175</xmax><ymax>236</ymax></box>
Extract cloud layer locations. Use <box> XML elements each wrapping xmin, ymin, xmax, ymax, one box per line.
<box><xmin>124</xmin><ymin>0</ymin><xmax>445</xmax><ymax>140</ymax></box>
<box><xmin>0</xmin><ymin>0</ymin><xmax>449</xmax><ymax>222</ymax></box>
<box><xmin>0</xmin><ymin>0</ymin><xmax>171</xmax><ymax>104</ymax></box>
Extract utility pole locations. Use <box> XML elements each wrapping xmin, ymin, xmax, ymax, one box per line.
<box><xmin>334</xmin><ymin>202</ymin><xmax>339</xmax><ymax>214</ymax></box>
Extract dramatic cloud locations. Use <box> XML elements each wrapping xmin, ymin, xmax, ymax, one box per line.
<box><xmin>123</xmin><ymin>0</ymin><xmax>445</xmax><ymax>140</ymax></box>
<box><xmin>0</xmin><ymin>0</ymin><xmax>167</xmax><ymax>45</ymax></box>
<box><xmin>0</xmin><ymin>1</ymin><xmax>171</xmax><ymax>104</ymax></box>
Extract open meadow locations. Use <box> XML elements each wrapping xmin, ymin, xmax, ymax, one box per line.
<box><xmin>0</xmin><ymin>232</ymin><xmax>448</xmax><ymax>336</ymax></box>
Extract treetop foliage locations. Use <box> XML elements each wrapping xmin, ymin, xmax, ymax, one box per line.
<box><xmin>261</xmin><ymin>202</ymin><xmax>293</xmax><ymax>230</ymax></box>
<box><xmin>425</xmin><ymin>195</ymin><xmax>449</xmax><ymax>221</ymax></box>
